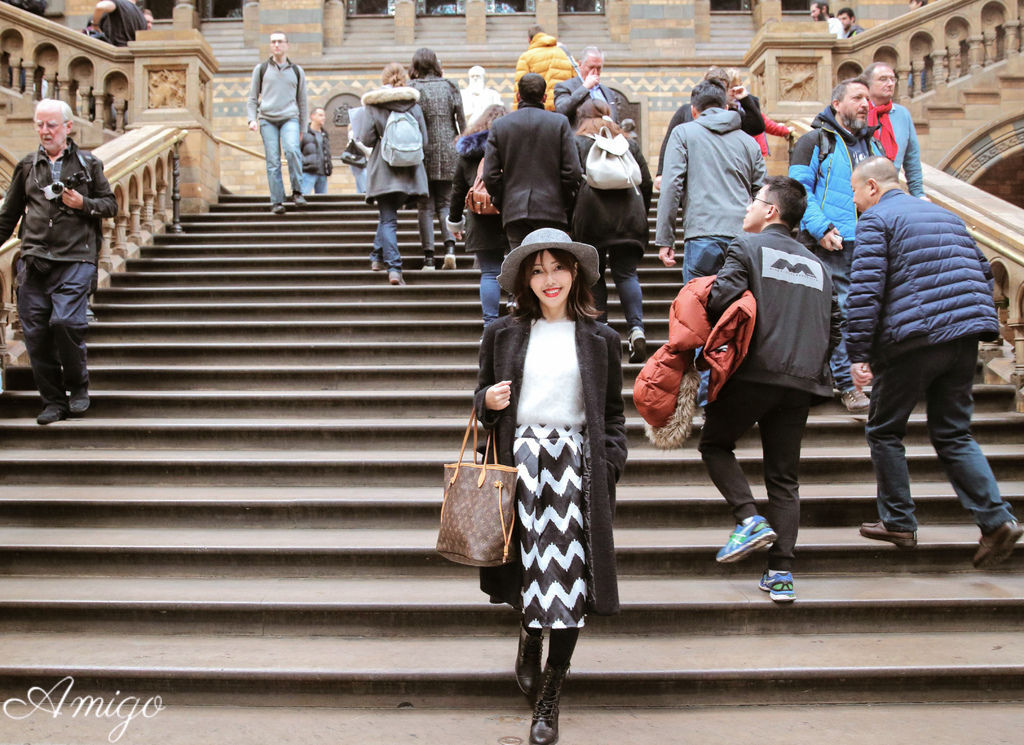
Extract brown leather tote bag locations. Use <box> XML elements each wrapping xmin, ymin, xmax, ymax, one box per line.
<box><xmin>436</xmin><ymin>411</ymin><xmax>518</xmax><ymax>566</ymax></box>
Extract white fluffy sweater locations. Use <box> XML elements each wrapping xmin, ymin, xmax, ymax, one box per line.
<box><xmin>516</xmin><ymin>319</ymin><xmax>585</xmax><ymax>427</ymax></box>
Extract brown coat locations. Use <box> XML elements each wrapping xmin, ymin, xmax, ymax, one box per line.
<box><xmin>473</xmin><ymin>314</ymin><xmax>627</xmax><ymax>616</ymax></box>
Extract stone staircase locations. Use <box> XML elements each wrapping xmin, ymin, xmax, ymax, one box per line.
<box><xmin>0</xmin><ymin>194</ymin><xmax>1023</xmax><ymax>742</ymax></box>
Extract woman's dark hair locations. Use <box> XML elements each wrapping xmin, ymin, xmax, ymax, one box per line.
<box><xmin>512</xmin><ymin>248</ymin><xmax>598</xmax><ymax>322</ymax></box>
<box><xmin>575</xmin><ymin>99</ymin><xmax>623</xmax><ymax>137</ymax></box>
<box><xmin>457</xmin><ymin>104</ymin><xmax>508</xmax><ymax>143</ymax></box>
<box><xmin>409</xmin><ymin>48</ymin><xmax>442</xmax><ymax>80</ymax></box>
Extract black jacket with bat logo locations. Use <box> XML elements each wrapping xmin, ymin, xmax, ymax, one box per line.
<box><xmin>707</xmin><ymin>223</ymin><xmax>842</xmax><ymax>401</ymax></box>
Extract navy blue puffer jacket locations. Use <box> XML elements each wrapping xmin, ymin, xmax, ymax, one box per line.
<box><xmin>846</xmin><ymin>189</ymin><xmax>999</xmax><ymax>363</ymax></box>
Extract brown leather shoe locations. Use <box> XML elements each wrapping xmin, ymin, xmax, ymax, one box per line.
<box><xmin>859</xmin><ymin>521</ymin><xmax>917</xmax><ymax>548</ymax></box>
<box><xmin>973</xmin><ymin>520</ymin><xmax>1024</xmax><ymax>569</ymax></box>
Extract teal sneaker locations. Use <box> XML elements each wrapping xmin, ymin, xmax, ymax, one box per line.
<box><xmin>759</xmin><ymin>570</ymin><xmax>795</xmax><ymax>603</ymax></box>
<box><xmin>715</xmin><ymin>516</ymin><xmax>777</xmax><ymax>563</ymax></box>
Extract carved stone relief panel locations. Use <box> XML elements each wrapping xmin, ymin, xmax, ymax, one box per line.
<box><xmin>777</xmin><ymin>62</ymin><xmax>818</xmax><ymax>103</ymax></box>
<box><xmin>148</xmin><ymin>68</ymin><xmax>186</xmax><ymax>109</ymax></box>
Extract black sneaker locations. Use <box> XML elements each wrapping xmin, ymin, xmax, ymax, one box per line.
<box><xmin>271</xmin><ymin>203</ymin><xmax>286</xmax><ymax>215</ymax></box>
<box><xmin>36</xmin><ymin>405</ymin><xmax>68</xmax><ymax>426</ymax></box>
<box><xmin>69</xmin><ymin>390</ymin><xmax>90</xmax><ymax>415</ymax></box>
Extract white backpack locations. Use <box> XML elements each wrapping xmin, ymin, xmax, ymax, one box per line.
<box><xmin>381</xmin><ymin>110</ymin><xmax>424</xmax><ymax>168</ymax></box>
<box><xmin>585</xmin><ymin>126</ymin><xmax>641</xmax><ymax>193</ymax></box>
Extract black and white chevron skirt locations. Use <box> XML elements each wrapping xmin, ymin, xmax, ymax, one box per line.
<box><xmin>514</xmin><ymin>424</ymin><xmax>588</xmax><ymax>629</ymax></box>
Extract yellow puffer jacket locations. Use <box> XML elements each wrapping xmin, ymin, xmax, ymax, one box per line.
<box><xmin>514</xmin><ymin>33</ymin><xmax>576</xmax><ymax>111</ymax></box>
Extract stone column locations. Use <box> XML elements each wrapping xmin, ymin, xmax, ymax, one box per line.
<box><xmin>895</xmin><ymin>65</ymin><xmax>912</xmax><ymax>103</ymax></box>
<box><xmin>930</xmin><ymin>49</ymin><xmax>947</xmax><ymax>88</ymax></box>
<box><xmin>129</xmin><ymin>30</ymin><xmax>222</xmax><ymax>211</ymax></box>
<box><xmin>752</xmin><ymin>0</ymin><xmax>782</xmax><ymax>29</ymax></box>
<box><xmin>243</xmin><ymin>1</ymin><xmax>260</xmax><ymax>47</ymax></box>
<box><xmin>694</xmin><ymin>0</ymin><xmax>710</xmax><ymax>43</ymax></box>
<box><xmin>535</xmin><ymin>0</ymin><xmax>557</xmax><ymax>38</ymax></box>
<box><xmin>982</xmin><ymin>30</ymin><xmax>997</xmax><ymax>65</ymax></box>
<box><xmin>465</xmin><ymin>0</ymin><xmax>486</xmax><ymax>45</ymax></box>
<box><xmin>1003</xmin><ymin>20</ymin><xmax>1020</xmax><ymax>56</ymax></box>
<box><xmin>394</xmin><ymin>0</ymin><xmax>415</xmax><ymax>46</ymax></box>
<box><xmin>967</xmin><ymin>35</ymin><xmax>984</xmax><ymax>71</ymax></box>
<box><xmin>173</xmin><ymin>0</ymin><xmax>200</xmax><ymax>30</ymax></box>
<box><xmin>324</xmin><ymin>0</ymin><xmax>345</xmax><ymax>47</ymax></box>
<box><xmin>607</xmin><ymin>0</ymin><xmax>629</xmax><ymax>43</ymax></box>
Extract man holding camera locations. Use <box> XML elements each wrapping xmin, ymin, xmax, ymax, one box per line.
<box><xmin>0</xmin><ymin>99</ymin><xmax>117</xmax><ymax>425</ymax></box>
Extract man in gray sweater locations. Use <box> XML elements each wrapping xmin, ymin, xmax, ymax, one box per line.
<box><xmin>246</xmin><ymin>31</ymin><xmax>309</xmax><ymax>214</ymax></box>
<box><xmin>656</xmin><ymin>80</ymin><xmax>765</xmax><ymax>285</ymax></box>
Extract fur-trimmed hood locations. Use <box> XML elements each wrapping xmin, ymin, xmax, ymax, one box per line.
<box><xmin>456</xmin><ymin>129</ymin><xmax>489</xmax><ymax>158</ymax></box>
<box><xmin>361</xmin><ymin>85</ymin><xmax>420</xmax><ymax>110</ymax></box>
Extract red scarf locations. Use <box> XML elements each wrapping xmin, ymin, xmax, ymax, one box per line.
<box><xmin>868</xmin><ymin>101</ymin><xmax>898</xmax><ymax>160</ymax></box>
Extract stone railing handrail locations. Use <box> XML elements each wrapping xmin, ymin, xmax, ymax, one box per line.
<box><xmin>0</xmin><ymin>3</ymin><xmax>132</xmax><ymax>64</ymax></box>
<box><xmin>212</xmin><ymin>134</ymin><xmax>270</xmax><ymax>162</ymax></box>
<box><xmin>0</xmin><ymin>125</ymin><xmax>186</xmax><ymax>374</ymax></box>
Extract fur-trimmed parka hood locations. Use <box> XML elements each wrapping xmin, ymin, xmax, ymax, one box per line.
<box><xmin>361</xmin><ymin>85</ymin><xmax>420</xmax><ymax>111</ymax></box>
<box><xmin>456</xmin><ymin>129</ymin><xmax>489</xmax><ymax>158</ymax></box>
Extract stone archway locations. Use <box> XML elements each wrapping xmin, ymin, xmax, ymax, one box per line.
<box><xmin>941</xmin><ymin>113</ymin><xmax>1024</xmax><ymax>208</ymax></box>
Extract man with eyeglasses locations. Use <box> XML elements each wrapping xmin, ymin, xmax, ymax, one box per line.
<box><xmin>699</xmin><ymin>176</ymin><xmax>840</xmax><ymax>604</ymax></box>
<box><xmin>0</xmin><ymin>99</ymin><xmax>117</xmax><ymax>425</ymax></box>
<box><xmin>861</xmin><ymin>62</ymin><xmax>924</xmax><ymax>198</ymax></box>
<box><xmin>246</xmin><ymin>31</ymin><xmax>309</xmax><ymax>214</ymax></box>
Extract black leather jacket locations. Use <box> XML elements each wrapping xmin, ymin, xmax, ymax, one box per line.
<box><xmin>0</xmin><ymin>139</ymin><xmax>117</xmax><ymax>263</ymax></box>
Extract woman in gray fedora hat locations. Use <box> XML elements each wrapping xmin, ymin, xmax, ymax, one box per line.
<box><xmin>473</xmin><ymin>228</ymin><xmax>627</xmax><ymax>745</ymax></box>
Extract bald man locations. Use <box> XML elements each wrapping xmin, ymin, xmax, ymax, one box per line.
<box><xmin>846</xmin><ymin>156</ymin><xmax>1021</xmax><ymax>567</ymax></box>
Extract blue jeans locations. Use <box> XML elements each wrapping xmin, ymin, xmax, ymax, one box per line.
<box><xmin>866</xmin><ymin>336</ymin><xmax>1015</xmax><ymax>533</ymax></box>
<box><xmin>683</xmin><ymin>235</ymin><xmax>731</xmax><ymax>404</ymax></box>
<box><xmin>259</xmin><ymin>117</ymin><xmax>303</xmax><ymax>206</ymax></box>
<box><xmin>350</xmin><ymin>166</ymin><xmax>366</xmax><ymax>194</ymax></box>
<box><xmin>815</xmin><ymin>242</ymin><xmax>853</xmax><ymax>391</ymax></box>
<box><xmin>592</xmin><ymin>248</ymin><xmax>643</xmax><ymax>330</ymax></box>
<box><xmin>682</xmin><ymin>235</ymin><xmax>731</xmax><ymax>285</ymax></box>
<box><xmin>371</xmin><ymin>193</ymin><xmax>403</xmax><ymax>271</ymax></box>
<box><xmin>16</xmin><ymin>258</ymin><xmax>96</xmax><ymax>408</ymax></box>
<box><xmin>301</xmin><ymin>172</ymin><xmax>327</xmax><ymax>195</ymax></box>
<box><xmin>476</xmin><ymin>247</ymin><xmax>504</xmax><ymax>327</ymax></box>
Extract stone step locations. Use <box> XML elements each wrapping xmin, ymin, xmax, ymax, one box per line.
<box><xmin>0</xmin><ymin>414</ymin><xmax>1020</xmax><ymax>452</ymax></box>
<box><xmin>4</xmin><ymin>702</ymin><xmax>1021</xmax><ymax>745</ymax></box>
<box><xmin>0</xmin><ymin>384</ymin><xmax>1015</xmax><ymax>419</ymax></box>
<box><xmin>0</xmin><ymin>443</ymin><xmax>1016</xmax><ymax>487</ymax></box>
<box><xmin>1</xmin><ymin>483</ymin><xmax>1019</xmax><ymax>530</ymax></box>
<box><xmin>0</xmin><ymin>631</ymin><xmax>1020</xmax><ymax>707</ymax></box>
<box><xmin>0</xmin><ymin>519</ymin><xmax>1020</xmax><ymax>578</ymax></box>
<box><xmin>0</xmin><ymin>574</ymin><xmax>1021</xmax><ymax>637</ymax></box>
<box><xmin>90</xmin><ymin>296</ymin><xmax>680</xmax><ymax>321</ymax></box>
<box><xmin>106</xmin><ymin>267</ymin><xmax>688</xmax><ymax>287</ymax></box>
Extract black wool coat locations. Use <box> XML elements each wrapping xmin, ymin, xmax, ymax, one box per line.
<box><xmin>482</xmin><ymin>103</ymin><xmax>582</xmax><ymax>228</ymax></box>
<box><xmin>572</xmin><ymin>134</ymin><xmax>653</xmax><ymax>262</ymax></box>
<box><xmin>473</xmin><ymin>314</ymin><xmax>628</xmax><ymax>616</ymax></box>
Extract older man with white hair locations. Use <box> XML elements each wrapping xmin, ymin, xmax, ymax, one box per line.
<box><xmin>554</xmin><ymin>46</ymin><xmax>621</xmax><ymax>129</ymax></box>
<box><xmin>0</xmin><ymin>99</ymin><xmax>117</xmax><ymax>425</ymax></box>
<box><xmin>460</xmin><ymin>66</ymin><xmax>503</xmax><ymax>128</ymax></box>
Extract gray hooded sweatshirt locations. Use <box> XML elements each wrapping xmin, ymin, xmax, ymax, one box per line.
<box><xmin>655</xmin><ymin>107</ymin><xmax>765</xmax><ymax>248</ymax></box>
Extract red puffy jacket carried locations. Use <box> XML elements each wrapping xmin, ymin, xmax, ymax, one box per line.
<box><xmin>633</xmin><ymin>276</ymin><xmax>756</xmax><ymax>439</ymax></box>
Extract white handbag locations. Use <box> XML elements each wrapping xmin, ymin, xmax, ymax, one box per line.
<box><xmin>585</xmin><ymin>126</ymin><xmax>642</xmax><ymax>193</ymax></box>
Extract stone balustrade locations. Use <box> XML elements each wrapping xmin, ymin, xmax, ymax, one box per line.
<box><xmin>746</xmin><ymin>0</ymin><xmax>1021</xmax><ymax>118</ymax></box>
<box><xmin>0</xmin><ymin>1</ymin><xmax>135</xmax><ymax>145</ymax></box>
<box><xmin>0</xmin><ymin>125</ymin><xmax>187</xmax><ymax>375</ymax></box>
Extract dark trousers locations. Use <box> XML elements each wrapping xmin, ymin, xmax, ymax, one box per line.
<box><xmin>504</xmin><ymin>219</ymin><xmax>568</xmax><ymax>250</ymax></box>
<box><xmin>417</xmin><ymin>179</ymin><xmax>454</xmax><ymax>253</ymax></box>
<box><xmin>16</xmin><ymin>258</ymin><xmax>96</xmax><ymax>408</ymax></box>
<box><xmin>866</xmin><ymin>336</ymin><xmax>1015</xmax><ymax>533</ymax></box>
<box><xmin>699</xmin><ymin>379</ymin><xmax>812</xmax><ymax>571</ymax></box>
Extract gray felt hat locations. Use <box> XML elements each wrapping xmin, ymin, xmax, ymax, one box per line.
<box><xmin>497</xmin><ymin>228</ymin><xmax>600</xmax><ymax>293</ymax></box>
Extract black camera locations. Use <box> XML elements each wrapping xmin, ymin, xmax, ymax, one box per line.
<box><xmin>42</xmin><ymin>171</ymin><xmax>88</xmax><ymax>201</ymax></box>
